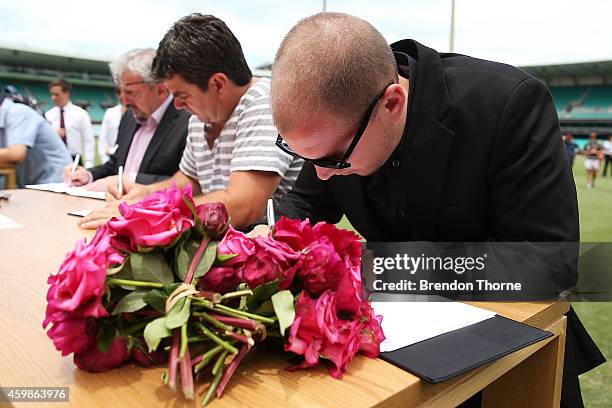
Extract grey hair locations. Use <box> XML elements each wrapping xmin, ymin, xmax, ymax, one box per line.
<box><xmin>109</xmin><ymin>48</ymin><xmax>157</xmax><ymax>84</ymax></box>
<box><xmin>271</xmin><ymin>12</ymin><xmax>397</xmax><ymax>133</ymax></box>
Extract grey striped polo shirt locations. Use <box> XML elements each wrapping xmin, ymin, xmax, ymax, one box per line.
<box><xmin>179</xmin><ymin>78</ymin><xmax>303</xmax><ymax>206</ymax></box>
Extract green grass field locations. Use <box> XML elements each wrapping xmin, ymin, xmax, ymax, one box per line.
<box><xmin>337</xmin><ymin>154</ymin><xmax>610</xmax><ymax>406</ymax></box>
<box><xmin>571</xmin><ymin>155</ymin><xmax>611</xmax><ymax>407</ymax></box>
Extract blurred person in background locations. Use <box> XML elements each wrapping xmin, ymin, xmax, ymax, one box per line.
<box><xmin>602</xmin><ymin>134</ymin><xmax>612</xmax><ymax>177</ymax></box>
<box><xmin>45</xmin><ymin>79</ymin><xmax>95</xmax><ymax>167</ymax></box>
<box><xmin>583</xmin><ymin>131</ymin><xmax>603</xmax><ymax>188</ymax></box>
<box><xmin>98</xmin><ymin>86</ymin><xmax>127</xmax><ymax>163</ymax></box>
<box><xmin>0</xmin><ymin>93</ymin><xmax>71</xmax><ymax>187</ymax></box>
<box><xmin>563</xmin><ymin>133</ymin><xmax>579</xmax><ymax>169</ymax></box>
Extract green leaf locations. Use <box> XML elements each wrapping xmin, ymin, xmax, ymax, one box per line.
<box><xmin>214</xmin><ymin>252</ymin><xmax>238</xmax><ymax>266</ymax></box>
<box><xmin>111</xmin><ymin>290</ymin><xmax>148</xmax><ymax>315</ymax></box>
<box><xmin>97</xmin><ymin>324</ymin><xmax>116</xmax><ymax>353</ymax></box>
<box><xmin>130</xmin><ymin>250</ymin><xmax>174</xmax><ymax>285</ymax></box>
<box><xmin>246</xmin><ymin>280</ymin><xmax>280</xmax><ymax>311</ymax></box>
<box><xmin>163</xmin><ymin>282</ymin><xmax>183</xmax><ymax>296</ymax></box>
<box><xmin>175</xmin><ymin>240</ymin><xmax>193</xmax><ymax>280</ymax></box>
<box><xmin>143</xmin><ymin>289</ymin><xmax>166</xmax><ymax>314</ymax></box>
<box><xmin>111</xmin><ymin>263</ymin><xmax>138</xmax><ymax>291</ymax></box>
<box><xmin>165</xmin><ymin>297</ymin><xmax>191</xmax><ymax>329</ymax></box>
<box><xmin>254</xmin><ymin>299</ymin><xmax>275</xmax><ymax>316</ymax></box>
<box><xmin>271</xmin><ymin>290</ymin><xmax>295</xmax><ymax>336</ymax></box>
<box><xmin>176</xmin><ymin>240</ymin><xmax>218</xmax><ymax>281</ymax></box>
<box><xmin>144</xmin><ymin>317</ymin><xmax>172</xmax><ymax>353</ymax></box>
<box><xmin>143</xmin><ymin>283</ymin><xmax>183</xmax><ymax>314</ymax></box>
<box><xmin>192</xmin><ymin>242</ymin><xmax>218</xmax><ymax>280</ymax></box>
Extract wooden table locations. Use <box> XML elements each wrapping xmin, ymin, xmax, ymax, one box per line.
<box><xmin>0</xmin><ymin>189</ymin><xmax>569</xmax><ymax>408</ymax></box>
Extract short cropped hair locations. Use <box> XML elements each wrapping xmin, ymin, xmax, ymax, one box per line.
<box><xmin>152</xmin><ymin>14</ymin><xmax>252</xmax><ymax>90</ymax></box>
<box><xmin>109</xmin><ymin>49</ymin><xmax>156</xmax><ymax>85</ymax></box>
<box><xmin>271</xmin><ymin>12</ymin><xmax>398</xmax><ymax>133</ymax></box>
<box><xmin>48</xmin><ymin>79</ymin><xmax>71</xmax><ymax>93</ymax></box>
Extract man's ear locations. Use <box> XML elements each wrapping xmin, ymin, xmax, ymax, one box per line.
<box><xmin>382</xmin><ymin>83</ymin><xmax>407</xmax><ymax>121</ymax></box>
<box><xmin>208</xmin><ymin>73</ymin><xmax>229</xmax><ymax>97</ymax></box>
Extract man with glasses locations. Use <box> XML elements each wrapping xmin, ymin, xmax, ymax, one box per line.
<box><xmin>78</xmin><ymin>15</ymin><xmax>302</xmax><ymax>230</ymax></box>
<box><xmin>269</xmin><ymin>12</ymin><xmax>604</xmax><ymax>408</ymax></box>
<box><xmin>66</xmin><ymin>49</ymin><xmax>190</xmax><ymax>190</ymax></box>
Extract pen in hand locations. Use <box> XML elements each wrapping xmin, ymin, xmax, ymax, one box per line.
<box><xmin>266</xmin><ymin>198</ymin><xmax>275</xmax><ymax>236</ymax></box>
<box><xmin>69</xmin><ymin>154</ymin><xmax>80</xmax><ymax>186</ymax></box>
<box><xmin>71</xmin><ymin>154</ymin><xmax>80</xmax><ymax>176</ymax></box>
<box><xmin>118</xmin><ymin>165</ymin><xmax>124</xmax><ymax>197</ymax></box>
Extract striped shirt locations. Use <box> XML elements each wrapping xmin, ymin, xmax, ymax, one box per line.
<box><xmin>179</xmin><ymin>78</ymin><xmax>303</xmax><ymax>206</ymax></box>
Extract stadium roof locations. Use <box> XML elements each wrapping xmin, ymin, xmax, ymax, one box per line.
<box><xmin>520</xmin><ymin>60</ymin><xmax>612</xmax><ymax>83</ymax></box>
<box><xmin>0</xmin><ymin>46</ymin><xmax>110</xmax><ymax>74</ymax></box>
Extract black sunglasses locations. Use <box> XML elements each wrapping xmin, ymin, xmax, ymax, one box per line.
<box><xmin>276</xmin><ymin>81</ymin><xmax>395</xmax><ymax>169</ymax></box>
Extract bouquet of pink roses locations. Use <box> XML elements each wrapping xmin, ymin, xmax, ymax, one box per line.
<box><xmin>43</xmin><ymin>185</ymin><xmax>384</xmax><ymax>405</ymax></box>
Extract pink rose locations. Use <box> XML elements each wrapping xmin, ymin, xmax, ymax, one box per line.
<box><xmin>274</xmin><ymin>218</ymin><xmax>364</xmax><ymax>299</ymax></box>
<box><xmin>357</xmin><ymin>302</ymin><xmax>385</xmax><ymax>358</ymax></box>
<box><xmin>296</xmin><ymin>238</ymin><xmax>345</xmax><ymax>296</ymax></box>
<box><xmin>199</xmin><ymin>266</ymin><xmax>241</xmax><ymax>294</ymax></box>
<box><xmin>216</xmin><ymin>226</ymin><xmax>255</xmax><ymax>266</ymax></box>
<box><xmin>46</xmin><ymin>243</ymin><xmax>108</xmax><ymax>317</ymax></box>
<box><xmin>285</xmin><ymin>290</ymin><xmax>384</xmax><ymax>379</ymax></box>
<box><xmin>273</xmin><ymin>217</ymin><xmax>318</xmax><ymax>251</ymax></box>
<box><xmin>242</xmin><ymin>237</ymin><xmax>299</xmax><ymax>289</ymax></box>
<box><xmin>196</xmin><ymin>202</ymin><xmax>229</xmax><ymax>239</ymax></box>
<box><xmin>108</xmin><ymin>185</ymin><xmax>195</xmax><ymax>250</ymax></box>
<box><xmin>312</xmin><ymin>222</ymin><xmax>362</xmax><ymax>270</ymax></box>
<box><xmin>74</xmin><ymin>337</ymin><xmax>131</xmax><ymax>373</ymax></box>
<box><xmin>274</xmin><ymin>218</ymin><xmax>362</xmax><ymax>270</ymax></box>
<box><xmin>44</xmin><ymin>226</ymin><xmax>124</xmax><ymax>356</ymax></box>
<box><xmin>44</xmin><ymin>315</ymin><xmax>96</xmax><ymax>357</ymax></box>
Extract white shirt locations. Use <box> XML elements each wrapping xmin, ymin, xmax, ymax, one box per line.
<box><xmin>124</xmin><ymin>95</ymin><xmax>173</xmax><ymax>181</ymax></box>
<box><xmin>604</xmin><ymin>140</ymin><xmax>612</xmax><ymax>156</ymax></box>
<box><xmin>45</xmin><ymin>101</ymin><xmax>95</xmax><ymax>167</ymax></box>
<box><xmin>98</xmin><ymin>104</ymin><xmax>123</xmax><ymax>163</ymax></box>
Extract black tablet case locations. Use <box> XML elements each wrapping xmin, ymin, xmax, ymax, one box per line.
<box><xmin>380</xmin><ymin>315</ymin><xmax>553</xmax><ymax>383</ymax></box>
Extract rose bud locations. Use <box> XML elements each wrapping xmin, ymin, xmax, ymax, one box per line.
<box><xmin>196</xmin><ymin>202</ymin><xmax>229</xmax><ymax>239</ymax></box>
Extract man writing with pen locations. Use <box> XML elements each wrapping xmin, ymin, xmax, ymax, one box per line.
<box><xmin>78</xmin><ymin>14</ymin><xmax>302</xmax><ymax>230</ymax></box>
<box><xmin>64</xmin><ymin>48</ymin><xmax>190</xmax><ymax>191</ymax></box>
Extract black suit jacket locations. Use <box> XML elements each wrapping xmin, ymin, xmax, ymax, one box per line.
<box><xmin>89</xmin><ymin>101</ymin><xmax>190</xmax><ymax>184</ymax></box>
<box><xmin>278</xmin><ymin>40</ymin><xmax>604</xmax><ymax>405</ymax></box>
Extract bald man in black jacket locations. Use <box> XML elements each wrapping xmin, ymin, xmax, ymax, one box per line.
<box><xmin>271</xmin><ymin>13</ymin><xmax>605</xmax><ymax>407</ymax></box>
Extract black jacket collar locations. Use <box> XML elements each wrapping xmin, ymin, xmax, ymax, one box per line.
<box><xmin>391</xmin><ymin>39</ymin><xmax>452</xmax><ymax>124</ymax></box>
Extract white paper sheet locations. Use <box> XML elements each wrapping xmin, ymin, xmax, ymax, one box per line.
<box><xmin>371</xmin><ymin>299</ymin><xmax>496</xmax><ymax>352</ymax></box>
<box><xmin>26</xmin><ymin>183</ymin><xmax>106</xmax><ymax>200</ymax></box>
<box><xmin>0</xmin><ymin>213</ymin><xmax>23</xmax><ymax>229</ymax></box>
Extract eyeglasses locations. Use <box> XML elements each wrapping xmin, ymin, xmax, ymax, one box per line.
<box><xmin>275</xmin><ymin>81</ymin><xmax>395</xmax><ymax>169</ymax></box>
<box><xmin>121</xmin><ymin>80</ymin><xmax>159</xmax><ymax>98</ymax></box>
<box><xmin>122</xmin><ymin>80</ymin><xmax>158</xmax><ymax>87</ymax></box>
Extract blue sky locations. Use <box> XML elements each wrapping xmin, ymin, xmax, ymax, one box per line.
<box><xmin>1</xmin><ymin>0</ymin><xmax>611</xmax><ymax>69</ymax></box>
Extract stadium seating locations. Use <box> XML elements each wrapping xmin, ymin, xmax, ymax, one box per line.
<box><xmin>551</xmin><ymin>85</ymin><xmax>612</xmax><ymax>119</ymax></box>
